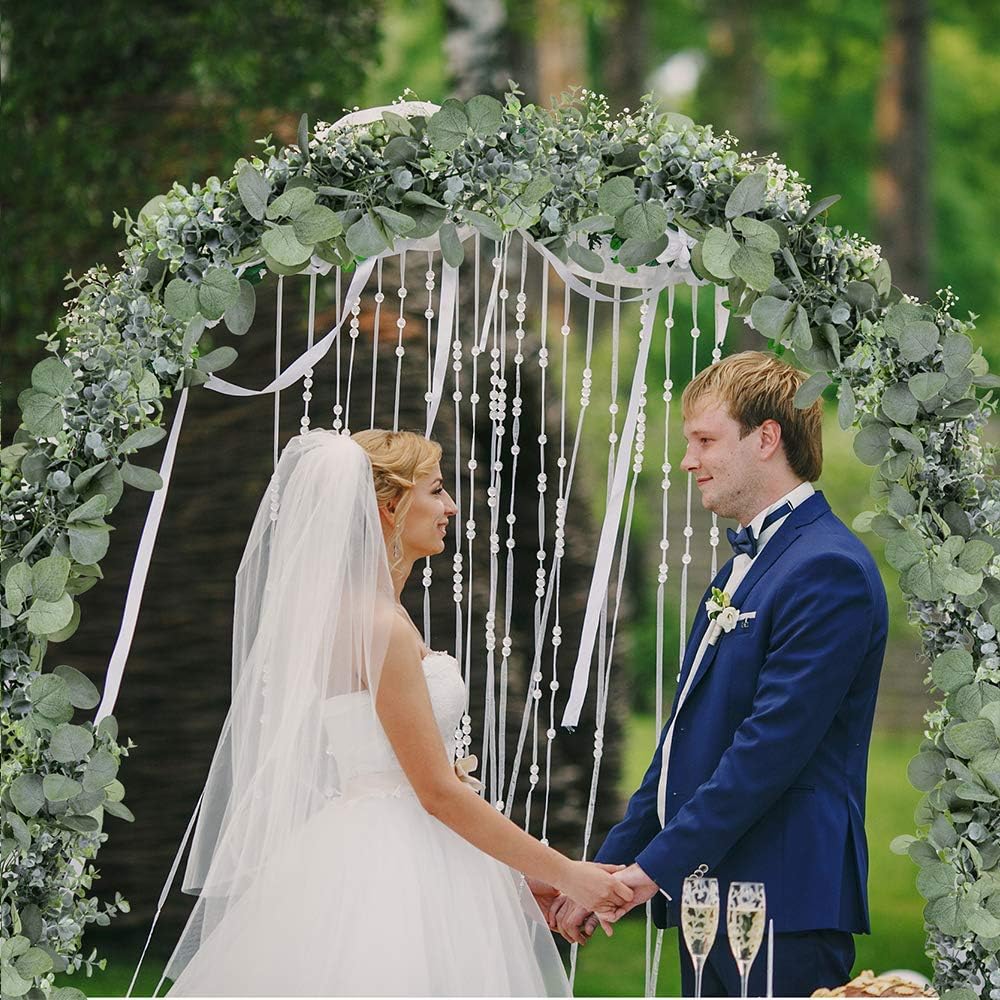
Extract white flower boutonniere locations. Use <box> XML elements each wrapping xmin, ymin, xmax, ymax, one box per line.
<box><xmin>706</xmin><ymin>587</ymin><xmax>741</xmax><ymax>645</ymax></box>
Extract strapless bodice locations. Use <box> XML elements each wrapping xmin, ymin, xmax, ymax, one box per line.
<box><xmin>321</xmin><ymin>652</ymin><xmax>465</xmax><ymax>789</ymax></box>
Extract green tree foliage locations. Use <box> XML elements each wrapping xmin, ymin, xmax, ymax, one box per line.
<box><xmin>1</xmin><ymin>1</ymin><xmax>381</xmax><ymax>409</ymax></box>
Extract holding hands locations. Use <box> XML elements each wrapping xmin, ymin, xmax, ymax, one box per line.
<box><xmin>542</xmin><ymin>863</ymin><xmax>660</xmax><ymax>945</ymax></box>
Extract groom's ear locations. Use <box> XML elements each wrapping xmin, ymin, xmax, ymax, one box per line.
<box><xmin>757</xmin><ymin>418</ymin><xmax>784</xmax><ymax>462</ymax></box>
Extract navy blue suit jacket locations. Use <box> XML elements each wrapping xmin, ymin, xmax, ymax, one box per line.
<box><xmin>595</xmin><ymin>491</ymin><xmax>888</xmax><ymax>933</ymax></box>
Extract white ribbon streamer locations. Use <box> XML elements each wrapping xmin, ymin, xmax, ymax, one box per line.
<box><xmin>560</xmin><ymin>291</ymin><xmax>660</xmax><ymax>728</ymax></box>
<box><xmin>425</xmin><ymin>261</ymin><xmax>459</xmax><ymax>437</ymax></box>
<box><xmin>203</xmin><ymin>256</ymin><xmax>376</xmax><ymax>397</ymax></box>
<box><xmin>95</xmin><ymin>386</ymin><xmax>189</xmax><ymax>723</ymax></box>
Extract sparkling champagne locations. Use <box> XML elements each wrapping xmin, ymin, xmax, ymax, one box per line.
<box><xmin>681</xmin><ymin>901</ymin><xmax>719</xmax><ymax>959</ymax></box>
<box><xmin>727</xmin><ymin>904</ymin><xmax>766</xmax><ymax>964</ymax></box>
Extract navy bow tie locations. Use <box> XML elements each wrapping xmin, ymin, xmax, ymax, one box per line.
<box><xmin>727</xmin><ymin>502</ymin><xmax>793</xmax><ymax>559</ymax></box>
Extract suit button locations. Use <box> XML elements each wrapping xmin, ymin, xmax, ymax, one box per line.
<box><xmin>679</xmin><ymin>727</ymin><xmax>686</xmax><ymax>734</ymax></box>
<box><xmin>672</xmin><ymin>792</ymin><xmax>678</xmax><ymax>797</ymax></box>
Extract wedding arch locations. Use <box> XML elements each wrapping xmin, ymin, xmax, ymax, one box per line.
<box><xmin>3</xmin><ymin>87</ymin><xmax>998</xmax><ymax>1000</ymax></box>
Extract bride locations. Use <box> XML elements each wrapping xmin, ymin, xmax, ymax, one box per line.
<box><xmin>163</xmin><ymin>428</ymin><xmax>631</xmax><ymax>996</ymax></box>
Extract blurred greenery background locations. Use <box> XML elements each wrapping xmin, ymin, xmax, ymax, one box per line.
<box><xmin>3</xmin><ymin>0</ymin><xmax>997</xmax><ymax>995</ymax></box>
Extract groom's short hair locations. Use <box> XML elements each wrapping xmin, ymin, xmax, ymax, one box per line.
<box><xmin>682</xmin><ymin>351</ymin><xmax>823</xmax><ymax>481</ymax></box>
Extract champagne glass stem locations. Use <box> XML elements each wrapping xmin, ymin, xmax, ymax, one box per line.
<box><xmin>738</xmin><ymin>960</ymin><xmax>750</xmax><ymax>998</ymax></box>
<box><xmin>693</xmin><ymin>956</ymin><xmax>705</xmax><ymax>999</ymax></box>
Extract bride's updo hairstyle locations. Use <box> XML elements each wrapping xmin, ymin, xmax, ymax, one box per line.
<box><xmin>352</xmin><ymin>429</ymin><xmax>442</xmax><ymax>570</ymax></box>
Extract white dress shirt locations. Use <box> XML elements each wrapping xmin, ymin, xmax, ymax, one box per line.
<box><xmin>653</xmin><ymin>481</ymin><xmax>816</xmax><ymax>835</ymax></box>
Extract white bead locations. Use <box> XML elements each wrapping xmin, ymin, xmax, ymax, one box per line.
<box><xmin>547</xmin><ymin>728</ymin><xmax>556</xmax><ymax>740</ymax></box>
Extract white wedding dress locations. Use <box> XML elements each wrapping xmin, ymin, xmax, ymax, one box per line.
<box><xmin>167</xmin><ymin>651</ymin><xmax>572</xmax><ymax>997</ymax></box>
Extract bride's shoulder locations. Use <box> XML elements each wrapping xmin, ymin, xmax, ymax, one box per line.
<box><xmin>377</xmin><ymin>604</ymin><xmax>424</xmax><ymax>670</ymax></box>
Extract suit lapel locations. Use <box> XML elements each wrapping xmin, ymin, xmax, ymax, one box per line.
<box><xmin>678</xmin><ymin>492</ymin><xmax>831</xmax><ymax>706</ymax></box>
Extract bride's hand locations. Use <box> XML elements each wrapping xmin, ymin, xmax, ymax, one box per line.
<box><xmin>557</xmin><ymin>860</ymin><xmax>633</xmax><ymax>918</ymax></box>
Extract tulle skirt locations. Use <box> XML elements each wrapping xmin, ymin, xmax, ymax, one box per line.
<box><xmin>167</xmin><ymin>784</ymin><xmax>571</xmax><ymax>997</ymax></box>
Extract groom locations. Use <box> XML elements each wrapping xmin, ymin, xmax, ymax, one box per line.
<box><xmin>551</xmin><ymin>351</ymin><xmax>888</xmax><ymax>997</ymax></box>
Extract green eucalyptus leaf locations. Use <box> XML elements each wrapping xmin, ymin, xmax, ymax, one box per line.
<box><xmin>465</xmin><ymin>94</ymin><xmax>504</xmax><ymax>136</ymax></box>
<box><xmin>889</xmin><ymin>834</ymin><xmax>916</xmax><ymax>855</ymax></box>
<box><xmin>888</xmin><ymin>484</ymin><xmax>916</xmax><ymax>518</ymax></box>
<box><xmin>702</xmin><ymin>227</ymin><xmax>738</xmax><ymax>280</ymax></box>
<box><xmin>261</xmin><ymin>225</ymin><xmax>312</xmax><ymax>267</ymax></box>
<box><xmin>291</xmin><ymin>204</ymin><xmax>343</xmax><ymax>244</ymax></box>
<box><xmin>731</xmin><ymin>215</ymin><xmax>780</xmax><ymax>252</ymax></box>
<box><xmin>794</xmin><ymin>372</ymin><xmax>830</xmax><ymax>408</ymax></box>
<box><xmin>953</xmin><ymin>682</ymin><xmax>1000</xmax><ymax>723</ymax></box>
<box><xmin>616</xmin><ymin>235</ymin><xmax>669</xmax><ymax>267</ymax></box>
<box><xmin>885</xmin><ymin>531</ymin><xmax>925</xmax><ymax>572</ymax></box>
<box><xmin>26</xmin><ymin>593</ymin><xmax>75</xmax><ymax>636</ymax></box>
<box><xmin>907</xmin><ymin>750</ymin><xmax>947</xmax><ymax>791</ymax></box>
<box><xmin>908</xmin><ymin>372</ymin><xmax>949</xmax><ymax>402</ymax></box>
<box><xmin>725</xmin><ymin>172</ymin><xmax>767</xmax><ymax>218</ymax></box>
<box><xmin>119</xmin><ymin>426</ymin><xmax>166</xmax><ymax>454</ymax></box>
<box><xmin>164</xmin><ymin>278</ymin><xmax>200</xmax><ymax>321</ymax></box>
<box><xmin>835</xmin><ymin>381</ymin><xmax>856</xmax><ymax>430</ymax></box>
<box><xmin>597</xmin><ymin>177</ymin><xmax>636</xmax><ymax>218</ymax></box>
<box><xmin>802</xmin><ymin>193</ymin><xmax>841</xmax><ymax>224</ymax></box>
<box><xmin>426</xmin><ymin>99</ymin><xmax>470</xmax><ymax>153</ymax></box>
<box><xmin>619</xmin><ymin>201</ymin><xmax>669</xmax><ymax>241</ymax></box>
<box><xmin>938</xmin><ymin>399</ymin><xmax>979</xmax><ymax>421</ymax></box>
<box><xmin>942</xmin><ymin>332</ymin><xmax>974</xmax><ymax>376</ymax></box>
<box><xmin>53</xmin><ymin>664</ymin><xmax>100</xmax><ymax>710</ymax></box>
<box><xmin>103</xmin><ymin>799</ymin><xmax>136</xmax><ymax>822</ymax></box>
<box><xmin>438</xmin><ymin>222</ymin><xmax>465</xmax><ymax>268</ymax></box>
<box><xmin>10</xmin><ymin>773</ymin><xmax>45</xmax><ymax>817</ymax></box>
<box><xmin>462</xmin><ymin>210</ymin><xmax>503</xmax><ymax>243</ymax></box>
<box><xmin>19</xmin><ymin>389</ymin><xmax>65</xmax><ymax>438</ymax></box>
<box><xmin>237</xmin><ymin>165</ymin><xmax>271</xmax><ymax>221</ymax></box>
<box><xmin>29</xmin><ymin>674</ymin><xmax>73</xmax><ymax>722</ymax></box>
<box><xmin>373</xmin><ymin>205</ymin><xmax>417</xmax><ymax>237</ymax></box>
<box><xmin>938</xmin><ymin>562</ymin><xmax>984</xmax><ymax>597</ymax></box>
<box><xmin>59</xmin><ymin>814</ymin><xmax>99</xmax><ymax>833</ymax></box>
<box><xmin>845</xmin><ymin>280</ymin><xmax>877</xmax><ymax>313</ymax></box>
<box><xmin>43</xmin><ymin>774</ymin><xmax>82</xmax><ymax>803</ymax></box>
<box><xmin>49</xmin><ymin>723</ymin><xmax>95</xmax><ymax>763</ymax></box>
<box><xmin>944</xmin><ymin>719</ymin><xmax>1000</xmax><ymax>760</ymax></box>
<box><xmin>889</xmin><ymin>427</ymin><xmax>923</xmax><ymax>455</ymax></box>
<box><xmin>898</xmin><ymin>321</ymin><xmax>940</xmax><ymax>363</ymax></box>
<box><xmin>265</xmin><ymin>186</ymin><xmax>315</xmax><ymax>221</ymax></box>
<box><xmin>120</xmin><ymin>463</ymin><xmax>163</xmax><ymax>491</ymax></box>
<box><xmin>916</xmin><ymin>860</ymin><xmax>956</xmax><ymax>900</ymax></box>
<box><xmin>345</xmin><ymin>213</ymin><xmax>391</xmax><ymax>257</ymax></box>
<box><xmin>76</xmin><ymin>461</ymin><xmax>123</xmax><ymax>510</ymax></box>
<box><xmin>748</xmin><ymin>295</ymin><xmax>792</xmax><ymax>340</ymax></box>
<box><xmin>2</xmin><ymin>961</ymin><xmax>32</xmax><ymax>997</ymax></box>
<box><xmin>567</xmin><ymin>241</ymin><xmax>605</xmax><ymax>274</ymax></box>
<box><xmin>30</xmin><ymin>555</ymin><xmax>70</xmax><ymax>602</ymax></box>
<box><xmin>82</xmin><ymin>748</ymin><xmax>119</xmax><ymax>791</ymax></box>
<box><xmin>67</xmin><ymin>523</ymin><xmax>111</xmax><ymax>563</ymax></box>
<box><xmin>521</xmin><ymin>175</ymin><xmax>554</xmax><ymax>205</ymax></box>
<box><xmin>959</xmin><ymin>540</ymin><xmax>995</xmax><ymax>573</ymax></box>
<box><xmin>224</xmin><ymin>280</ymin><xmax>256</xmax><ymax>336</ymax></box>
<box><xmin>853</xmin><ymin>422</ymin><xmax>891</xmax><ymax>466</ymax></box>
<box><xmin>881</xmin><ymin>382</ymin><xmax>919</xmax><ymax>425</ymax></box>
<box><xmin>931</xmin><ymin>648</ymin><xmax>975</xmax><ymax>694</ymax></box>
<box><xmin>789</xmin><ymin>305</ymin><xmax>811</xmax><ymax>351</ymax></box>
<box><xmin>5</xmin><ymin>561</ymin><xmax>33</xmax><ymax>616</ymax></box>
<box><xmin>197</xmin><ymin>268</ymin><xmax>241</xmax><ymax>321</ymax></box>
<box><xmin>730</xmin><ymin>245</ymin><xmax>774</xmax><ymax>292</ymax></box>
<box><xmin>31</xmin><ymin>357</ymin><xmax>74</xmax><ymax>396</ymax></box>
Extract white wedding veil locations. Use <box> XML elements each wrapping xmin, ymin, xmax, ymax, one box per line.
<box><xmin>162</xmin><ymin>429</ymin><xmax>395</xmax><ymax>982</ymax></box>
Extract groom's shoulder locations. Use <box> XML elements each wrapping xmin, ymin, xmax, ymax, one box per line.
<box><xmin>791</xmin><ymin>501</ymin><xmax>884</xmax><ymax>592</ymax></box>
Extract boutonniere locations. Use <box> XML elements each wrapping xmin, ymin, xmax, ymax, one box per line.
<box><xmin>454</xmin><ymin>754</ymin><xmax>483</xmax><ymax>792</ymax></box>
<box><xmin>705</xmin><ymin>587</ymin><xmax>740</xmax><ymax>645</ymax></box>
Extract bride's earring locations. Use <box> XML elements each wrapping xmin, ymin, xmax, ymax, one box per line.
<box><xmin>392</xmin><ymin>537</ymin><xmax>401</xmax><ymax>560</ymax></box>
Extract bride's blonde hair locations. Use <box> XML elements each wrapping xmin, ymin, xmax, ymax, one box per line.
<box><xmin>352</xmin><ymin>429</ymin><xmax>443</xmax><ymax>571</ymax></box>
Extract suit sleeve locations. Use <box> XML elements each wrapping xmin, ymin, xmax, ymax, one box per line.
<box><xmin>634</xmin><ymin>551</ymin><xmax>881</xmax><ymax>902</ymax></box>
<box><xmin>594</xmin><ymin>725</ymin><xmax>668</xmax><ymax>865</ymax></box>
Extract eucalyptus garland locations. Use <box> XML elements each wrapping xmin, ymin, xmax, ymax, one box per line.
<box><xmin>3</xmin><ymin>85</ymin><xmax>998</xmax><ymax>998</ymax></box>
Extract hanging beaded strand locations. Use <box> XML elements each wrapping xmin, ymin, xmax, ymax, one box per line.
<box><xmin>332</xmin><ymin>268</ymin><xmax>344</xmax><ymax>431</ymax></box>
<box><xmin>369</xmin><ymin>259</ymin><xmax>384</xmax><ymax>429</ymax></box>
<box><xmin>300</xmin><ymin>272</ymin><xmax>317</xmax><ymax>434</ymax></box>
<box><xmin>342</xmin><ymin>277</ymin><xmax>361</xmax><ymax>434</ymax></box>
<box><xmin>422</xmin><ymin>252</ymin><xmax>438</xmax><ymax>644</ymax></box>
<box><xmin>677</xmin><ymin>284</ymin><xmax>700</xmax><ymax>670</ymax></box>
<box><xmin>393</xmin><ymin>250</ymin><xmax>408</xmax><ymax>432</ymax></box>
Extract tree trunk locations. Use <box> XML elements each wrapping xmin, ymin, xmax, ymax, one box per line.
<box><xmin>534</xmin><ymin>0</ymin><xmax>587</xmax><ymax>103</ymax></box>
<box><xmin>873</xmin><ymin>0</ymin><xmax>930</xmax><ymax>299</ymax></box>
<box><xmin>600</xmin><ymin>0</ymin><xmax>649</xmax><ymax>113</ymax></box>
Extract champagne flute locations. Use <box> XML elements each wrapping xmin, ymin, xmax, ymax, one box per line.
<box><xmin>726</xmin><ymin>881</ymin><xmax>766</xmax><ymax>999</ymax></box>
<box><xmin>681</xmin><ymin>876</ymin><xmax>719</xmax><ymax>999</ymax></box>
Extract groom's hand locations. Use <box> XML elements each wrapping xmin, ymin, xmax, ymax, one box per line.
<box><xmin>551</xmin><ymin>896</ymin><xmax>597</xmax><ymax>945</ymax></box>
<box><xmin>525</xmin><ymin>876</ymin><xmax>560</xmax><ymax>925</ymax></box>
<box><xmin>589</xmin><ymin>863</ymin><xmax>660</xmax><ymax>934</ymax></box>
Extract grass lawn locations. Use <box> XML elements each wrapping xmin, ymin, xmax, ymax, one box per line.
<box><xmin>570</xmin><ymin>719</ymin><xmax>930</xmax><ymax>996</ymax></box>
<box><xmin>55</xmin><ymin>720</ymin><xmax>929</xmax><ymax>997</ymax></box>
